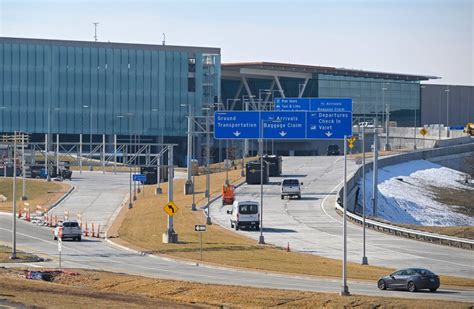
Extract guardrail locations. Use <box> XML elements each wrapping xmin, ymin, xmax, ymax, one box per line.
<box><xmin>336</xmin><ymin>142</ymin><xmax>474</xmax><ymax>250</ymax></box>
<box><xmin>334</xmin><ymin>201</ymin><xmax>474</xmax><ymax>250</ymax></box>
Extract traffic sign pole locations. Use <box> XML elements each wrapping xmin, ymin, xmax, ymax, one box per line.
<box><xmin>361</xmin><ymin>125</ymin><xmax>368</xmax><ymax>265</ymax></box>
<box><xmin>372</xmin><ymin>120</ymin><xmax>379</xmax><ymax>217</ymax></box>
<box><xmin>11</xmin><ymin>132</ymin><xmax>17</xmax><ymax>259</ymax></box>
<box><xmin>163</xmin><ymin>145</ymin><xmax>178</xmax><ymax>243</ymax></box>
<box><xmin>340</xmin><ymin>135</ymin><xmax>350</xmax><ymax>296</ymax></box>
<box><xmin>258</xmin><ymin>119</ymin><xmax>265</xmax><ymax>245</ymax></box>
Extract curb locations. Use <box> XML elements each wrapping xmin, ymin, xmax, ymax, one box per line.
<box><xmin>47</xmin><ymin>185</ymin><xmax>76</xmax><ymax>212</ymax></box>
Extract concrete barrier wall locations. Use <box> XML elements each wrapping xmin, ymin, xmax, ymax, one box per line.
<box><xmin>338</xmin><ymin>141</ymin><xmax>474</xmax><ymax>213</ymax></box>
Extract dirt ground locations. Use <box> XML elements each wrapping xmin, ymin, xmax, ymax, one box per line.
<box><xmin>112</xmin><ymin>167</ymin><xmax>474</xmax><ymax>288</ymax></box>
<box><xmin>0</xmin><ymin>267</ymin><xmax>471</xmax><ymax>309</ymax></box>
<box><xmin>0</xmin><ymin>245</ymin><xmax>42</xmax><ymax>263</ymax></box>
<box><xmin>0</xmin><ymin>178</ymin><xmax>70</xmax><ymax>213</ymax></box>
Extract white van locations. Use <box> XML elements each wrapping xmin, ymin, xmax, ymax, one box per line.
<box><xmin>227</xmin><ymin>201</ymin><xmax>260</xmax><ymax>231</ymax></box>
<box><xmin>281</xmin><ymin>178</ymin><xmax>303</xmax><ymax>200</ymax></box>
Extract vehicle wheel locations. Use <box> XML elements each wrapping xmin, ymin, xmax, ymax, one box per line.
<box><xmin>298</xmin><ymin>194</ymin><xmax>301</xmax><ymax>200</ymax></box>
<box><xmin>53</xmin><ymin>236</ymin><xmax>57</xmax><ymax>240</ymax></box>
<box><xmin>230</xmin><ymin>221</ymin><xmax>234</xmax><ymax>228</ymax></box>
<box><xmin>256</xmin><ymin>224</ymin><xmax>260</xmax><ymax>230</ymax></box>
<box><xmin>407</xmin><ymin>281</ymin><xmax>417</xmax><ymax>292</ymax></box>
<box><xmin>377</xmin><ymin>279</ymin><xmax>386</xmax><ymax>290</ymax></box>
<box><xmin>77</xmin><ymin>236</ymin><xmax>81</xmax><ymax>241</ymax></box>
<box><xmin>235</xmin><ymin>224</ymin><xmax>239</xmax><ymax>231</ymax></box>
<box><xmin>429</xmin><ymin>288</ymin><xmax>437</xmax><ymax>292</ymax></box>
<box><xmin>281</xmin><ymin>195</ymin><xmax>284</xmax><ymax>200</ymax></box>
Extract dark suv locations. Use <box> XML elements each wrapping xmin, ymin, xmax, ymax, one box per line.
<box><xmin>327</xmin><ymin>145</ymin><xmax>340</xmax><ymax>156</ymax></box>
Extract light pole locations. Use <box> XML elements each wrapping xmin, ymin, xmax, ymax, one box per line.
<box><xmin>382</xmin><ymin>83</ymin><xmax>390</xmax><ymax>151</ymax></box>
<box><xmin>258</xmin><ymin>118</ymin><xmax>281</xmax><ymax>245</ymax></box>
<box><xmin>182</xmin><ymin>103</ymin><xmax>194</xmax><ymax>195</ymax></box>
<box><xmin>83</xmin><ymin>105</ymin><xmax>93</xmax><ymax>171</ymax></box>
<box><xmin>124</xmin><ymin>113</ymin><xmax>135</xmax><ymax>209</ymax></box>
<box><xmin>11</xmin><ymin>132</ymin><xmax>18</xmax><ymax>259</ymax></box>
<box><xmin>202</xmin><ymin>107</ymin><xmax>212</xmax><ymax>225</ymax></box>
<box><xmin>445</xmin><ymin>86</ymin><xmax>450</xmax><ymax>137</ymax></box>
<box><xmin>361</xmin><ymin>125</ymin><xmax>368</xmax><ymax>265</ymax></box>
<box><xmin>340</xmin><ymin>135</ymin><xmax>350</xmax><ymax>296</ymax></box>
<box><xmin>21</xmin><ymin>133</ymin><xmax>27</xmax><ymax>201</ymax></box>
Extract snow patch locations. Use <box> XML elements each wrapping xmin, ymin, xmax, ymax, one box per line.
<box><xmin>358</xmin><ymin>160</ymin><xmax>473</xmax><ymax>226</ymax></box>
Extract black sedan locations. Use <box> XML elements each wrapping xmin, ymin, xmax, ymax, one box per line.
<box><xmin>377</xmin><ymin>268</ymin><xmax>440</xmax><ymax>292</ymax></box>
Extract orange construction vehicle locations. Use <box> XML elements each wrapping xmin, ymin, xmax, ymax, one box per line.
<box><xmin>464</xmin><ymin>122</ymin><xmax>474</xmax><ymax>136</ymax></box>
<box><xmin>222</xmin><ymin>183</ymin><xmax>235</xmax><ymax>206</ymax></box>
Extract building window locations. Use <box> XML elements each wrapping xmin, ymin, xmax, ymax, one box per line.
<box><xmin>188</xmin><ymin>57</ymin><xmax>196</xmax><ymax>73</ymax></box>
<box><xmin>188</xmin><ymin>77</ymin><xmax>196</xmax><ymax>92</ymax></box>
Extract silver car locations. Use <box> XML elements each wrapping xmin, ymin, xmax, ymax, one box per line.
<box><xmin>378</xmin><ymin>268</ymin><xmax>440</xmax><ymax>292</ymax></box>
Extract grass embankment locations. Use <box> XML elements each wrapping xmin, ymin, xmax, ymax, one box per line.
<box><xmin>0</xmin><ymin>244</ymin><xmax>41</xmax><ymax>263</ymax></box>
<box><xmin>113</xmin><ymin>167</ymin><xmax>474</xmax><ymax>288</ymax></box>
<box><xmin>0</xmin><ymin>178</ymin><xmax>70</xmax><ymax>213</ymax></box>
<box><xmin>1</xmin><ymin>267</ymin><xmax>472</xmax><ymax>309</ymax></box>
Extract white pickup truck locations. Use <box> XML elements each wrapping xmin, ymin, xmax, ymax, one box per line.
<box><xmin>281</xmin><ymin>178</ymin><xmax>303</xmax><ymax>200</ymax></box>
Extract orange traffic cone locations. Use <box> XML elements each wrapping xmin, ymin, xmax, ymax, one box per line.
<box><xmin>286</xmin><ymin>242</ymin><xmax>290</xmax><ymax>252</ymax></box>
<box><xmin>25</xmin><ymin>209</ymin><xmax>30</xmax><ymax>222</ymax></box>
<box><xmin>92</xmin><ymin>223</ymin><xmax>95</xmax><ymax>238</ymax></box>
<box><xmin>96</xmin><ymin>224</ymin><xmax>100</xmax><ymax>238</ymax></box>
<box><xmin>18</xmin><ymin>208</ymin><xmax>22</xmax><ymax>219</ymax></box>
<box><xmin>84</xmin><ymin>222</ymin><xmax>89</xmax><ymax>237</ymax></box>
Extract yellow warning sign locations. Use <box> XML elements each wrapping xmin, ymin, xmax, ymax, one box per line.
<box><xmin>420</xmin><ymin>128</ymin><xmax>428</xmax><ymax>136</ymax></box>
<box><xmin>163</xmin><ymin>201</ymin><xmax>179</xmax><ymax>216</ymax></box>
<box><xmin>347</xmin><ymin>136</ymin><xmax>356</xmax><ymax>149</ymax></box>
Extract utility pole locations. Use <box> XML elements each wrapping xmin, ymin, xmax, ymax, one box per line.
<box><xmin>93</xmin><ymin>22</ymin><xmax>99</xmax><ymax>42</ymax></box>
<box><xmin>384</xmin><ymin>104</ymin><xmax>391</xmax><ymax>151</ymax></box>
<box><xmin>258</xmin><ymin>118</ymin><xmax>265</xmax><ymax>245</ymax></box>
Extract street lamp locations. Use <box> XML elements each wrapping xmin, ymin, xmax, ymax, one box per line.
<box><xmin>121</xmin><ymin>113</ymin><xmax>135</xmax><ymax>209</ymax></box>
<box><xmin>382</xmin><ymin>83</ymin><xmax>391</xmax><ymax>151</ymax></box>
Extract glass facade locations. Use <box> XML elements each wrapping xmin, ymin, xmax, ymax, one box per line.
<box><xmin>318</xmin><ymin>74</ymin><xmax>420</xmax><ymax>127</ymax></box>
<box><xmin>0</xmin><ymin>39</ymin><xmax>220</xmax><ymax>136</ymax></box>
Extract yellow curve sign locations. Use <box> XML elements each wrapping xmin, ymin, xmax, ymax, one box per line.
<box><xmin>163</xmin><ymin>201</ymin><xmax>179</xmax><ymax>216</ymax></box>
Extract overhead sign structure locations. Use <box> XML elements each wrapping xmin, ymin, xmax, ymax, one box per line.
<box><xmin>163</xmin><ymin>201</ymin><xmax>179</xmax><ymax>216</ymax></box>
<box><xmin>133</xmin><ymin>174</ymin><xmax>146</xmax><ymax>182</ymax></box>
<box><xmin>195</xmin><ymin>224</ymin><xmax>206</xmax><ymax>232</ymax></box>
<box><xmin>275</xmin><ymin>97</ymin><xmax>352</xmax><ymax>112</ymax></box>
<box><xmin>214</xmin><ymin>104</ymin><xmax>352</xmax><ymax>141</ymax></box>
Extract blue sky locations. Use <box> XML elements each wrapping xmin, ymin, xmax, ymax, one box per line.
<box><xmin>0</xmin><ymin>0</ymin><xmax>472</xmax><ymax>85</ymax></box>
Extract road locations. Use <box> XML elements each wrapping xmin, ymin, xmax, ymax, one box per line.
<box><xmin>0</xmin><ymin>160</ymin><xmax>473</xmax><ymax>303</ymax></box>
<box><xmin>48</xmin><ymin>171</ymin><xmax>129</xmax><ymax>231</ymax></box>
<box><xmin>0</xmin><ymin>213</ymin><xmax>473</xmax><ymax>302</ymax></box>
<box><xmin>210</xmin><ymin>156</ymin><xmax>474</xmax><ymax>279</ymax></box>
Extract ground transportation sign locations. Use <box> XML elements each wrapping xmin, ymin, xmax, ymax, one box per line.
<box><xmin>214</xmin><ymin>103</ymin><xmax>352</xmax><ymax>140</ymax></box>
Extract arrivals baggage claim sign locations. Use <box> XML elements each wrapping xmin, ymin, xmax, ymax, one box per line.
<box><xmin>214</xmin><ymin>98</ymin><xmax>352</xmax><ymax>140</ymax></box>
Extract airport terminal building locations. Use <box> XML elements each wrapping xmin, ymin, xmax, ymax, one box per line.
<box><xmin>0</xmin><ymin>37</ymin><xmax>472</xmax><ymax>163</ymax></box>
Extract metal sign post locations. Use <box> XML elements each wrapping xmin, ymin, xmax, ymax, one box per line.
<box><xmin>194</xmin><ymin>224</ymin><xmax>206</xmax><ymax>261</ymax></box>
<box><xmin>58</xmin><ymin>227</ymin><xmax>62</xmax><ymax>269</ymax></box>
<box><xmin>163</xmin><ymin>146</ymin><xmax>178</xmax><ymax>243</ymax></box>
<box><xmin>340</xmin><ymin>135</ymin><xmax>350</xmax><ymax>296</ymax></box>
<box><xmin>361</xmin><ymin>125</ymin><xmax>368</xmax><ymax>265</ymax></box>
<box><xmin>11</xmin><ymin>132</ymin><xmax>17</xmax><ymax>259</ymax></box>
<box><xmin>372</xmin><ymin>119</ymin><xmax>379</xmax><ymax>217</ymax></box>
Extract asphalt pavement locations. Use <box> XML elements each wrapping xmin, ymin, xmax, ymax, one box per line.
<box><xmin>210</xmin><ymin>156</ymin><xmax>474</xmax><ymax>279</ymax></box>
<box><xmin>0</xmin><ymin>214</ymin><xmax>473</xmax><ymax>302</ymax></box>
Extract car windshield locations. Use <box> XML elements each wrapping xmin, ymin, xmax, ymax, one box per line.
<box><xmin>413</xmin><ymin>269</ymin><xmax>435</xmax><ymax>275</ymax></box>
<box><xmin>328</xmin><ymin>145</ymin><xmax>338</xmax><ymax>150</ymax></box>
<box><xmin>239</xmin><ymin>204</ymin><xmax>258</xmax><ymax>214</ymax></box>
<box><xmin>283</xmin><ymin>179</ymin><xmax>299</xmax><ymax>186</ymax></box>
<box><xmin>63</xmin><ymin>222</ymin><xmax>79</xmax><ymax>227</ymax></box>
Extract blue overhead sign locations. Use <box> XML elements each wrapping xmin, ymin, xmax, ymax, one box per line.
<box><xmin>133</xmin><ymin>174</ymin><xmax>146</xmax><ymax>182</ymax></box>
<box><xmin>214</xmin><ymin>111</ymin><xmax>260</xmax><ymax>139</ymax></box>
<box><xmin>274</xmin><ymin>98</ymin><xmax>310</xmax><ymax>111</ymax></box>
<box><xmin>215</xmin><ymin>108</ymin><xmax>353</xmax><ymax>141</ymax></box>
<box><xmin>261</xmin><ymin>112</ymin><xmax>306</xmax><ymax>139</ymax></box>
<box><xmin>307</xmin><ymin>111</ymin><xmax>353</xmax><ymax>139</ymax></box>
<box><xmin>274</xmin><ymin>97</ymin><xmax>352</xmax><ymax>112</ymax></box>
